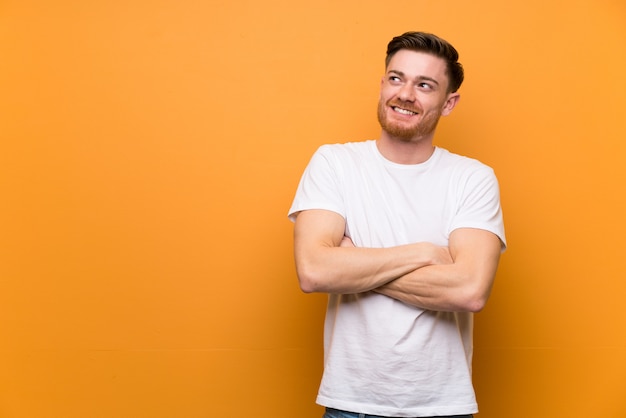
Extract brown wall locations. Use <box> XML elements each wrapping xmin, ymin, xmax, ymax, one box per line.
<box><xmin>1</xmin><ymin>0</ymin><xmax>625</xmax><ymax>416</ymax></box>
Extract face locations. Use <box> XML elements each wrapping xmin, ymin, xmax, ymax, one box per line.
<box><xmin>377</xmin><ymin>49</ymin><xmax>459</xmax><ymax>142</ymax></box>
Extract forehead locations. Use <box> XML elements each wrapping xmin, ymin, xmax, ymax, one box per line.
<box><xmin>386</xmin><ymin>49</ymin><xmax>449</xmax><ymax>84</ymax></box>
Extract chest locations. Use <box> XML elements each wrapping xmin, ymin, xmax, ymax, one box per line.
<box><xmin>340</xmin><ymin>166</ymin><xmax>458</xmax><ymax>246</ymax></box>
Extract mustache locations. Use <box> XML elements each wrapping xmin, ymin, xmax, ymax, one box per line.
<box><xmin>387</xmin><ymin>100</ymin><xmax>421</xmax><ymax>114</ymax></box>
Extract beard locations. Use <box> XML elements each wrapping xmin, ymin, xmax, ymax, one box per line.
<box><xmin>377</xmin><ymin>99</ymin><xmax>442</xmax><ymax>141</ymax></box>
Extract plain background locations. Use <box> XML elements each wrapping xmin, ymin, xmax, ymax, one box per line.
<box><xmin>1</xmin><ymin>0</ymin><xmax>625</xmax><ymax>416</ymax></box>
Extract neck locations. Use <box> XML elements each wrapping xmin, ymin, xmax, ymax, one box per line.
<box><xmin>376</xmin><ymin>132</ymin><xmax>435</xmax><ymax>164</ymax></box>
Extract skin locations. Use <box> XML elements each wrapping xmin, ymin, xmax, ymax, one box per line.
<box><xmin>293</xmin><ymin>49</ymin><xmax>502</xmax><ymax>312</ymax></box>
<box><xmin>376</xmin><ymin>49</ymin><xmax>460</xmax><ymax>163</ymax></box>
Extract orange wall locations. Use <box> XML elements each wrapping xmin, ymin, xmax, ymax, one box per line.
<box><xmin>1</xmin><ymin>1</ymin><xmax>625</xmax><ymax>417</ymax></box>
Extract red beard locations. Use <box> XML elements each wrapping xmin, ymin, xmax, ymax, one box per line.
<box><xmin>377</xmin><ymin>99</ymin><xmax>441</xmax><ymax>141</ymax></box>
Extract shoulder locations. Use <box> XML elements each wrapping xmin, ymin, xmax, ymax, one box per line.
<box><xmin>311</xmin><ymin>140</ymin><xmax>377</xmax><ymax>169</ymax></box>
<box><xmin>315</xmin><ymin>140</ymin><xmax>374</xmax><ymax>158</ymax></box>
<box><xmin>435</xmin><ymin>147</ymin><xmax>496</xmax><ymax>178</ymax></box>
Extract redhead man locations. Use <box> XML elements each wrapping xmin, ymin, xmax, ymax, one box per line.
<box><xmin>289</xmin><ymin>31</ymin><xmax>506</xmax><ymax>418</ymax></box>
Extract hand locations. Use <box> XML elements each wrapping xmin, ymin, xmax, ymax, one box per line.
<box><xmin>421</xmin><ymin>242</ymin><xmax>453</xmax><ymax>266</ymax></box>
<box><xmin>339</xmin><ymin>236</ymin><xmax>355</xmax><ymax>248</ymax></box>
<box><xmin>340</xmin><ymin>238</ymin><xmax>450</xmax><ymax>266</ymax></box>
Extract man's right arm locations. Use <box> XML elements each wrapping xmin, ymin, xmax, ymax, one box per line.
<box><xmin>293</xmin><ymin>209</ymin><xmax>452</xmax><ymax>294</ymax></box>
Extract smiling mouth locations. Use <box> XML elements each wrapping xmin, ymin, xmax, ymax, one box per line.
<box><xmin>392</xmin><ymin>106</ymin><xmax>418</xmax><ymax>116</ymax></box>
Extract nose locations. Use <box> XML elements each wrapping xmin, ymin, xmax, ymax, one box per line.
<box><xmin>397</xmin><ymin>83</ymin><xmax>416</xmax><ymax>102</ymax></box>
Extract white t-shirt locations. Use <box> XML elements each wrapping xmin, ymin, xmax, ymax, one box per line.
<box><xmin>289</xmin><ymin>140</ymin><xmax>506</xmax><ymax>417</ymax></box>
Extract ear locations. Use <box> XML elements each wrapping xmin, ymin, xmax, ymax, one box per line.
<box><xmin>441</xmin><ymin>93</ymin><xmax>460</xmax><ymax>116</ymax></box>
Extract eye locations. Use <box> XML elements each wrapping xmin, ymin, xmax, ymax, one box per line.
<box><xmin>418</xmin><ymin>82</ymin><xmax>433</xmax><ymax>90</ymax></box>
<box><xmin>388</xmin><ymin>75</ymin><xmax>402</xmax><ymax>84</ymax></box>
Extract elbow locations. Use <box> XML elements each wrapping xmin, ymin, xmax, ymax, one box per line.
<box><xmin>296</xmin><ymin>263</ymin><xmax>326</xmax><ymax>294</ymax></box>
<box><xmin>454</xmin><ymin>295</ymin><xmax>486</xmax><ymax>313</ymax></box>
<box><xmin>298</xmin><ymin>275</ymin><xmax>318</xmax><ymax>294</ymax></box>
<box><xmin>457</xmin><ymin>283</ymin><xmax>491</xmax><ymax>313</ymax></box>
<box><xmin>454</xmin><ymin>269</ymin><xmax>495</xmax><ymax>312</ymax></box>
<box><xmin>463</xmin><ymin>296</ymin><xmax>488</xmax><ymax>313</ymax></box>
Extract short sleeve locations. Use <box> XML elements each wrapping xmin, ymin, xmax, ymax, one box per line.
<box><xmin>288</xmin><ymin>145</ymin><xmax>346</xmax><ymax>223</ymax></box>
<box><xmin>450</xmin><ymin>165</ymin><xmax>507</xmax><ymax>250</ymax></box>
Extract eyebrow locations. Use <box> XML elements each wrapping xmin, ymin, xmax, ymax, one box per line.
<box><xmin>388</xmin><ymin>70</ymin><xmax>440</xmax><ymax>86</ymax></box>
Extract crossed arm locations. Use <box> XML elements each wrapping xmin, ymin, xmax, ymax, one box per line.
<box><xmin>293</xmin><ymin>209</ymin><xmax>502</xmax><ymax>312</ymax></box>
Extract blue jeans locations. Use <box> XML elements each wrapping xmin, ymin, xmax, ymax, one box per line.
<box><xmin>323</xmin><ymin>408</ymin><xmax>473</xmax><ymax>418</ymax></box>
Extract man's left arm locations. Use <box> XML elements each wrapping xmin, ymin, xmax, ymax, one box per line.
<box><xmin>373</xmin><ymin>227</ymin><xmax>503</xmax><ymax>312</ymax></box>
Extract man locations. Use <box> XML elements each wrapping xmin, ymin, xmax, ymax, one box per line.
<box><xmin>288</xmin><ymin>31</ymin><xmax>506</xmax><ymax>418</ymax></box>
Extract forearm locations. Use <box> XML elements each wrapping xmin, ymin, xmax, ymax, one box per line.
<box><xmin>374</xmin><ymin>228</ymin><xmax>502</xmax><ymax>312</ymax></box>
<box><xmin>295</xmin><ymin>242</ymin><xmax>445</xmax><ymax>294</ymax></box>
<box><xmin>374</xmin><ymin>264</ymin><xmax>488</xmax><ymax>312</ymax></box>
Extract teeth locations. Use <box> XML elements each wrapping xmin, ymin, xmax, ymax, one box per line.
<box><xmin>393</xmin><ymin>107</ymin><xmax>416</xmax><ymax>116</ymax></box>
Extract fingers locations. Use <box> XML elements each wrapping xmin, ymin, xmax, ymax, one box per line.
<box><xmin>339</xmin><ymin>236</ymin><xmax>355</xmax><ymax>248</ymax></box>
